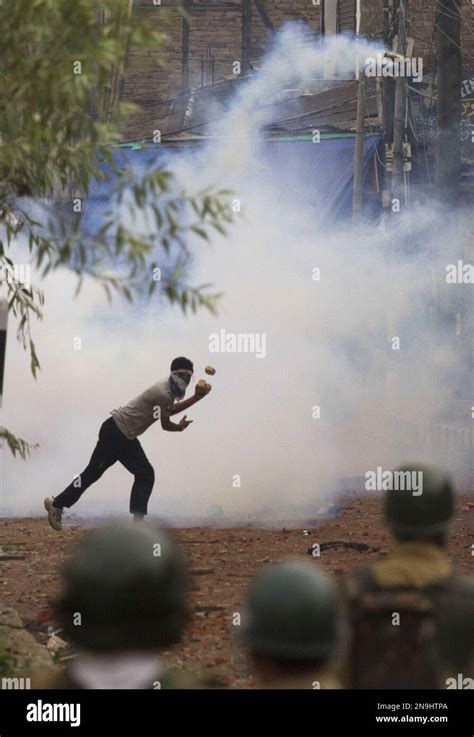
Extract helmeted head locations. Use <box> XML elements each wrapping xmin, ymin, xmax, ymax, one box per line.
<box><xmin>169</xmin><ymin>357</ymin><xmax>194</xmax><ymax>398</ymax></box>
<box><xmin>384</xmin><ymin>463</ymin><xmax>454</xmax><ymax>541</ymax></box>
<box><xmin>55</xmin><ymin>523</ymin><xmax>189</xmax><ymax>652</ymax></box>
<box><xmin>241</xmin><ymin>560</ymin><xmax>339</xmax><ymax>670</ymax></box>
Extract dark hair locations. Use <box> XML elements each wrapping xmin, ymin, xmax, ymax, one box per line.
<box><xmin>170</xmin><ymin>356</ymin><xmax>194</xmax><ymax>373</ymax></box>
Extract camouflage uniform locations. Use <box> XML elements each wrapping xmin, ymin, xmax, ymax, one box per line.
<box><xmin>340</xmin><ymin>464</ymin><xmax>474</xmax><ymax>689</ymax></box>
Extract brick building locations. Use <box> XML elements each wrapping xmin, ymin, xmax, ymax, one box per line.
<box><xmin>121</xmin><ymin>1</ymin><xmax>474</xmax><ymax>139</ymax></box>
<box><xmin>117</xmin><ymin>2</ymin><xmax>473</xmax><ymax>455</ymax></box>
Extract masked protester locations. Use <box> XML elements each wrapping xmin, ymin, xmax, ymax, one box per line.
<box><xmin>45</xmin><ymin>357</ymin><xmax>211</xmax><ymax>527</ymax></box>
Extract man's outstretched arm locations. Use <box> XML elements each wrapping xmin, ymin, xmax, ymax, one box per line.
<box><xmin>168</xmin><ymin>395</ymin><xmax>201</xmax><ymax>416</ymax></box>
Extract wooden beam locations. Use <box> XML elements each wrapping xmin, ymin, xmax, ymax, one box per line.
<box><xmin>242</xmin><ymin>0</ymin><xmax>253</xmax><ymax>74</ymax></box>
<box><xmin>352</xmin><ymin>73</ymin><xmax>366</xmax><ymax>220</ymax></box>
<box><xmin>435</xmin><ymin>0</ymin><xmax>461</xmax><ymax>206</ymax></box>
<box><xmin>391</xmin><ymin>0</ymin><xmax>408</xmax><ymax>208</ymax></box>
<box><xmin>254</xmin><ymin>0</ymin><xmax>274</xmax><ymax>31</ymax></box>
<box><xmin>182</xmin><ymin>0</ymin><xmax>191</xmax><ymax>92</ymax></box>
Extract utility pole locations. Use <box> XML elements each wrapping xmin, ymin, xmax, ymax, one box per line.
<box><xmin>381</xmin><ymin>0</ymin><xmax>397</xmax><ymax>214</ymax></box>
<box><xmin>391</xmin><ymin>0</ymin><xmax>408</xmax><ymax>211</ymax></box>
<box><xmin>352</xmin><ymin>73</ymin><xmax>366</xmax><ymax>220</ymax></box>
<box><xmin>435</xmin><ymin>0</ymin><xmax>461</xmax><ymax>206</ymax></box>
<box><xmin>352</xmin><ymin>0</ymin><xmax>365</xmax><ymax>221</ymax></box>
<box><xmin>182</xmin><ymin>0</ymin><xmax>192</xmax><ymax>95</ymax></box>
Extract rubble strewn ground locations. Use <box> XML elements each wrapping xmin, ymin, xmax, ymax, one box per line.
<box><xmin>0</xmin><ymin>494</ymin><xmax>472</xmax><ymax>687</ymax></box>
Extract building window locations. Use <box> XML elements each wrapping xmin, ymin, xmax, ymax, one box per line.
<box><xmin>337</xmin><ymin>0</ymin><xmax>356</xmax><ymax>34</ymax></box>
<box><xmin>322</xmin><ymin>0</ymin><xmax>356</xmax><ymax>35</ymax></box>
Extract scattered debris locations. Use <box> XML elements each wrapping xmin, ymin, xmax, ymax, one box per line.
<box><xmin>57</xmin><ymin>653</ymin><xmax>77</xmax><ymax>663</ymax></box>
<box><xmin>0</xmin><ymin>607</ymin><xmax>58</xmax><ymax>677</ymax></box>
<box><xmin>0</xmin><ymin>541</ymin><xmax>28</xmax><ymax>546</ymax></box>
<box><xmin>307</xmin><ymin>540</ymin><xmax>381</xmax><ymax>556</ymax></box>
<box><xmin>190</xmin><ymin>568</ymin><xmax>215</xmax><ymax>576</ymax></box>
<box><xmin>0</xmin><ymin>504</ymin><xmax>470</xmax><ymax>689</ymax></box>
<box><xmin>193</xmin><ymin>605</ymin><xmax>226</xmax><ymax>614</ymax></box>
<box><xmin>36</xmin><ymin>608</ymin><xmax>54</xmax><ymax>625</ymax></box>
<box><xmin>46</xmin><ymin>633</ymin><xmax>68</xmax><ymax>653</ymax></box>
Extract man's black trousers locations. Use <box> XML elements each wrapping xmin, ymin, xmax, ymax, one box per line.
<box><xmin>53</xmin><ymin>417</ymin><xmax>155</xmax><ymax>515</ymax></box>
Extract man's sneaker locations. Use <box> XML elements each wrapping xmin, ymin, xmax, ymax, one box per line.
<box><xmin>44</xmin><ymin>497</ymin><xmax>63</xmax><ymax>531</ymax></box>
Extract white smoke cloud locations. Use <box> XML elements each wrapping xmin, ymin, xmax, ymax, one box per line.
<box><xmin>1</xmin><ymin>24</ymin><xmax>471</xmax><ymax>521</ymax></box>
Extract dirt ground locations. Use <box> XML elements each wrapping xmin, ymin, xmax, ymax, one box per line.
<box><xmin>0</xmin><ymin>494</ymin><xmax>472</xmax><ymax>688</ymax></box>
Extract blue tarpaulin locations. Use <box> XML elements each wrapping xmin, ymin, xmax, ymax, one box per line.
<box><xmin>81</xmin><ymin>134</ymin><xmax>381</xmax><ymax>230</ymax></box>
<box><xmin>262</xmin><ymin>135</ymin><xmax>381</xmax><ymax>221</ymax></box>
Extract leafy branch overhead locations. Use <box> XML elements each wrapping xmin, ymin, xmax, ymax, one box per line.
<box><xmin>0</xmin><ymin>427</ymin><xmax>38</xmax><ymax>461</ymax></box>
<box><xmin>0</xmin><ymin>0</ymin><xmax>235</xmax><ymax>457</ymax></box>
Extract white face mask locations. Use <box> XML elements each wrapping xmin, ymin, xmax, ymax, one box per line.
<box><xmin>171</xmin><ymin>374</ymin><xmax>188</xmax><ymax>392</ymax></box>
<box><xmin>169</xmin><ymin>371</ymin><xmax>192</xmax><ymax>398</ymax></box>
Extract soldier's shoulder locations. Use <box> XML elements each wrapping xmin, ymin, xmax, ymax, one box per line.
<box><xmin>338</xmin><ymin>564</ymin><xmax>375</xmax><ymax>599</ymax></box>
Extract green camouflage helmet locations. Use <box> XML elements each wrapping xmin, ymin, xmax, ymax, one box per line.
<box><xmin>56</xmin><ymin>522</ymin><xmax>188</xmax><ymax>651</ymax></box>
<box><xmin>384</xmin><ymin>463</ymin><xmax>454</xmax><ymax>535</ymax></box>
<box><xmin>241</xmin><ymin>560</ymin><xmax>338</xmax><ymax>659</ymax></box>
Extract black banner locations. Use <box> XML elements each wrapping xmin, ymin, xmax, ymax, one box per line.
<box><xmin>0</xmin><ymin>689</ymin><xmax>471</xmax><ymax>735</ymax></box>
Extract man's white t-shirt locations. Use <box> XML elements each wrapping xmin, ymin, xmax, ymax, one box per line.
<box><xmin>111</xmin><ymin>379</ymin><xmax>175</xmax><ymax>440</ymax></box>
